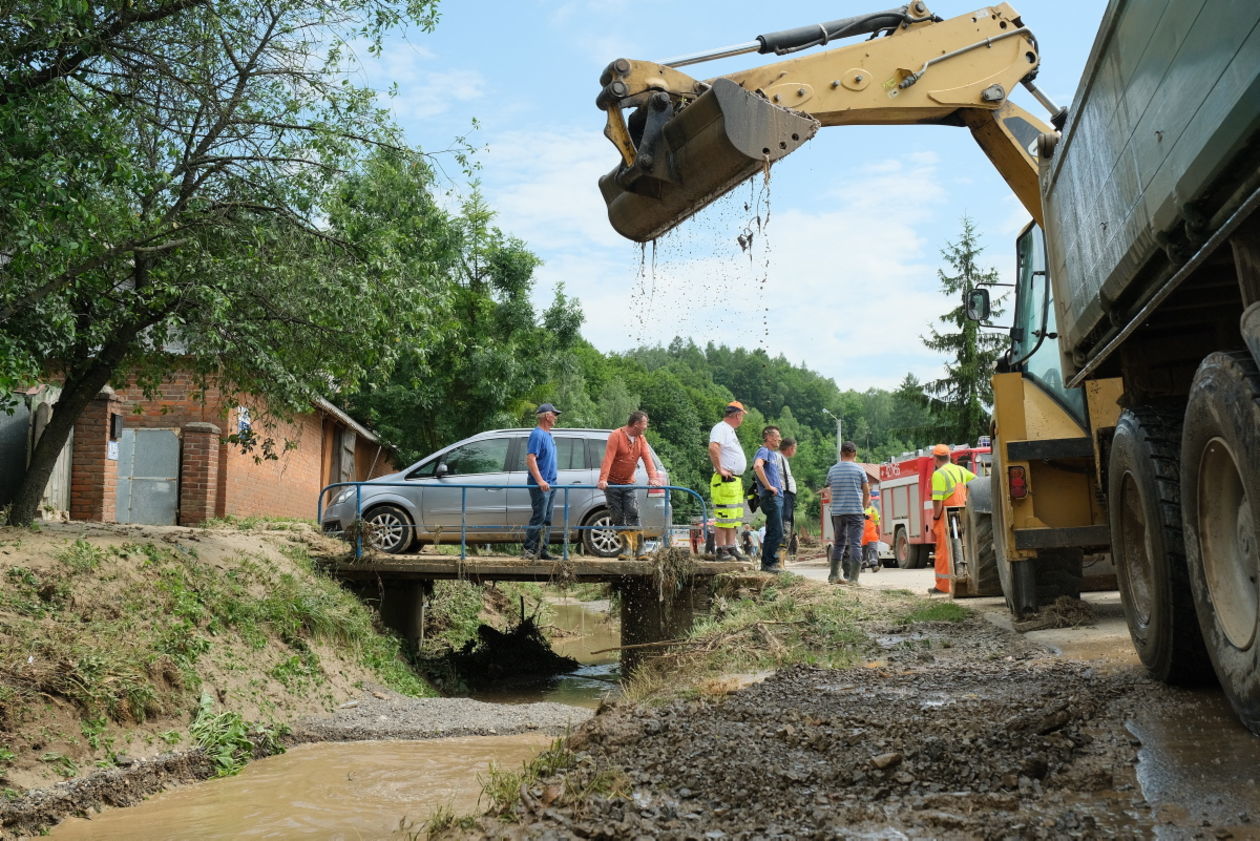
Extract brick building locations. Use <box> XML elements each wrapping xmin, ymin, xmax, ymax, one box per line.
<box><xmin>5</xmin><ymin>374</ymin><xmax>394</xmax><ymax>526</ymax></box>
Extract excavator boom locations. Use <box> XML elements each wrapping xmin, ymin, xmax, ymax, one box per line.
<box><xmin>596</xmin><ymin>2</ymin><xmax>1056</xmax><ymax>241</ymax></box>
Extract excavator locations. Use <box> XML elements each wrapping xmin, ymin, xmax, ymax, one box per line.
<box><xmin>595</xmin><ymin>2</ymin><xmax>1115</xmax><ymax>615</ymax></box>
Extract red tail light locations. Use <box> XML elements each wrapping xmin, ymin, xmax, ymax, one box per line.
<box><xmin>1008</xmin><ymin>466</ymin><xmax>1028</xmax><ymax>500</ymax></box>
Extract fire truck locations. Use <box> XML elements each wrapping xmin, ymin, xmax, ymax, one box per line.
<box><xmin>877</xmin><ymin>441</ymin><xmax>992</xmax><ymax>569</ymax></box>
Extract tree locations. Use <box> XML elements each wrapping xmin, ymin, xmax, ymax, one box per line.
<box><xmin>1</xmin><ymin>0</ymin><xmax>443</xmax><ymax>524</ymax></box>
<box><xmin>921</xmin><ymin>217</ymin><xmax>1007</xmax><ymax>443</ymax></box>
<box><xmin>344</xmin><ymin>194</ymin><xmax>580</xmax><ymax>464</ymax></box>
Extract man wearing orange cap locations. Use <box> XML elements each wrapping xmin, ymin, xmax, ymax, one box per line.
<box><xmin>929</xmin><ymin>444</ymin><xmax>977</xmax><ymax>593</ymax></box>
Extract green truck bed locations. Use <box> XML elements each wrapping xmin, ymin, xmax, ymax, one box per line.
<box><xmin>1041</xmin><ymin>0</ymin><xmax>1260</xmax><ymax>380</ymax></box>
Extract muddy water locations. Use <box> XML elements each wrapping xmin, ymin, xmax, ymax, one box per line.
<box><xmin>471</xmin><ymin>598</ymin><xmax>623</xmax><ymax>708</ymax></box>
<box><xmin>48</xmin><ymin>733</ymin><xmax>552</xmax><ymax>841</ymax></box>
<box><xmin>48</xmin><ymin>598</ymin><xmax>619</xmax><ymax>841</ymax></box>
<box><xmin>1129</xmin><ymin>688</ymin><xmax>1260</xmax><ymax>836</ymax></box>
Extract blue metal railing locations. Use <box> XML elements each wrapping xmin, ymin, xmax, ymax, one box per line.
<box><xmin>317</xmin><ymin>481</ymin><xmax>708</xmax><ymax>561</ymax></box>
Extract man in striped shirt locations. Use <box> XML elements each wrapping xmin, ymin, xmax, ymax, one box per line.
<box><xmin>826</xmin><ymin>441</ymin><xmax>870</xmax><ymax>584</ymax></box>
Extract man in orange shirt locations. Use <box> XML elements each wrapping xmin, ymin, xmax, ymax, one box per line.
<box><xmin>597</xmin><ymin>411</ymin><xmax>663</xmax><ymax>559</ymax></box>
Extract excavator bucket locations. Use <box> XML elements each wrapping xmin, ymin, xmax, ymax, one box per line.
<box><xmin>600</xmin><ymin>78</ymin><xmax>819</xmax><ymax>242</ymax></box>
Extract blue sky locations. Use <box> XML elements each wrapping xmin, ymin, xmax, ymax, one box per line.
<box><xmin>353</xmin><ymin>0</ymin><xmax>1109</xmax><ymax>391</ymax></box>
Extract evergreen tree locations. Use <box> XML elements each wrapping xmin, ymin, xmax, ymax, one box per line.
<box><xmin>921</xmin><ymin>218</ymin><xmax>1007</xmax><ymax>443</ymax></box>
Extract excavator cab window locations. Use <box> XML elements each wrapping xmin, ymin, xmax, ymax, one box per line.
<box><xmin>1011</xmin><ymin>223</ymin><xmax>1086</xmax><ymax>423</ymax></box>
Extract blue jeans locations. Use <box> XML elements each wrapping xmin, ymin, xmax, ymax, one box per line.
<box><xmin>831</xmin><ymin>513</ymin><xmax>865</xmax><ymax>580</ymax></box>
<box><xmin>760</xmin><ymin>491</ymin><xmax>784</xmax><ymax>568</ymax></box>
<box><xmin>524</xmin><ymin>485</ymin><xmax>556</xmax><ymax>554</ymax></box>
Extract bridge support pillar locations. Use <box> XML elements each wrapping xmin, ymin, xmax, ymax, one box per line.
<box><xmin>376</xmin><ymin>579</ymin><xmax>434</xmax><ymax>653</ymax></box>
<box><xmin>616</xmin><ymin>576</ymin><xmax>711</xmax><ymax>671</ymax></box>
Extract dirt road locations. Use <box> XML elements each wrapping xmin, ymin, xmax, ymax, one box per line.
<box><xmin>463</xmin><ymin>562</ymin><xmax>1260</xmax><ymax>840</ymax></box>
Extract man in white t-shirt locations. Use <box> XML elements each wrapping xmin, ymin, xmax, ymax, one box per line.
<box><xmin>707</xmin><ymin>401</ymin><xmax>748</xmax><ymax>560</ymax></box>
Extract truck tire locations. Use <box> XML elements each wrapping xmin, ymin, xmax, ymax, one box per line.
<box><xmin>893</xmin><ymin>527</ymin><xmax>910</xmax><ymax>568</ymax></box>
<box><xmin>910</xmin><ymin>543</ymin><xmax>932</xmax><ymax>569</ymax></box>
<box><xmin>965</xmin><ymin>504</ymin><xmax>1002</xmax><ymax>596</ymax></box>
<box><xmin>1109</xmin><ymin>406</ymin><xmax>1211</xmax><ymax>685</ymax></box>
<box><xmin>1181</xmin><ymin>352</ymin><xmax>1260</xmax><ymax>734</ymax></box>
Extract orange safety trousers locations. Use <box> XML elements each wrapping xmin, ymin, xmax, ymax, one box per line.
<box><xmin>932</xmin><ymin>484</ymin><xmax>968</xmax><ymax>593</ymax></box>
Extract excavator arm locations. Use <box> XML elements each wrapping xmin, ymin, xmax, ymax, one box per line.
<box><xmin>596</xmin><ymin>2</ymin><xmax>1059</xmax><ymax>241</ymax></box>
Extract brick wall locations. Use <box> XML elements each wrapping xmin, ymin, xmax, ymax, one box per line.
<box><xmin>70</xmin><ymin>389</ymin><xmax>123</xmax><ymax>521</ymax></box>
<box><xmin>96</xmin><ymin>373</ymin><xmax>397</xmax><ymax>524</ymax></box>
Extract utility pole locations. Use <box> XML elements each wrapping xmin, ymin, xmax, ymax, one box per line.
<box><xmin>822</xmin><ymin>408</ymin><xmax>843</xmax><ymax>459</ymax></box>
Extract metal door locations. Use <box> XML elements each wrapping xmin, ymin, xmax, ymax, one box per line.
<box><xmin>116</xmin><ymin>428</ymin><xmax>180</xmax><ymax>524</ymax></box>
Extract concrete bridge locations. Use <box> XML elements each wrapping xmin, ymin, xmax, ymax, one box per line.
<box><xmin>320</xmin><ymin>553</ymin><xmax>749</xmax><ymax>666</ymax></box>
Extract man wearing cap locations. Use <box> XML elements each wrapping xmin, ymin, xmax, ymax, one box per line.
<box><xmin>826</xmin><ymin>441</ymin><xmax>870</xmax><ymax>584</ymax></box>
<box><xmin>708</xmin><ymin>401</ymin><xmax>749</xmax><ymax>560</ymax></box>
<box><xmin>930</xmin><ymin>444</ymin><xmax>977</xmax><ymax>593</ymax></box>
<box><xmin>597</xmin><ymin>410</ymin><xmax>663</xmax><ymax>559</ymax></box>
<box><xmin>523</xmin><ymin>403</ymin><xmax>562</xmax><ymax>560</ymax></box>
<box><xmin>753</xmin><ymin>425</ymin><xmax>785</xmax><ymax>572</ymax></box>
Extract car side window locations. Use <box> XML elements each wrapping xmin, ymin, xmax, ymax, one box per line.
<box><xmin>585</xmin><ymin>437</ymin><xmax>604</xmax><ymax>469</ymax></box>
<box><xmin>555</xmin><ymin>436</ymin><xmax>583</xmax><ymax>470</ymax></box>
<box><xmin>441</xmin><ymin>438</ymin><xmax>510</xmax><ymax>475</ymax></box>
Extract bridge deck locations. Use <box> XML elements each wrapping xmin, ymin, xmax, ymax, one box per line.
<box><xmin>322</xmin><ymin>553</ymin><xmax>749</xmax><ymax>583</ymax></box>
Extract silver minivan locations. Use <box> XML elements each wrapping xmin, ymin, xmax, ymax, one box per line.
<box><xmin>321</xmin><ymin>428</ymin><xmax>670</xmax><ymax>556</ymax></box>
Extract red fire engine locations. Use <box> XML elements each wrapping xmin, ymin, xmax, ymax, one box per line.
<box><xmin>875</xmin><ymin>440</ymin><xmax>992</xmax><ymax>568</ymax></box>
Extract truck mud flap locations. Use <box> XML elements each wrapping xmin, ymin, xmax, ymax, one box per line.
<box><xmin>599</xmin><ymin>78</ymin><xmax>819</xmax><ymax>242</ymax></box>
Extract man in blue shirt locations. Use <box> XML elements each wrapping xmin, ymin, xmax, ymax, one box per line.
<box><xmin>524</xmin><ymin>403</ymin><xmax>560</xmax><ymax>560</ymax></box>
<box><xmin>753</xmin><ymin>426</ymin><xmax>785</xmax><ymax>573</ymax></box>
<box><xmin>826</xmin><ymin>441</ymin><xmax>871</xmax><ymax>584</ymax></box>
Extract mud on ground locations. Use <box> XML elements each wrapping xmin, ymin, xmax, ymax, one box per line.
<box><xmin>460</xmin><ymin>590</ymin><xmax>1252</xmax><ymax>840</ymax></box>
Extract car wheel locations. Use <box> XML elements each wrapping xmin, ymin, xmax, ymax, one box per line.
<box><xmin>364</xmin><ymin>504</ymin><xmax>415</xmax><ymax>554</ymax></box>
<box><xmin>582</xmin><ymin>509</ymin><xmax>625</xmax><ymax>558</ymax></box>
<box><xmin>1181</xmin><ymin>352</ymin><xmax>1260</xmax><ymax>733</ymax></box>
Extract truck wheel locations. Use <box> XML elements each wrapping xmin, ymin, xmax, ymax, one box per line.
<box><xmin>893</xmin><ymin>527</ymin><xmax>910</xmax><ymax>568</ymax></box>
<box><xmin>910</xmin><ymin>543</ymin><xmax>931</xmax><ymax>569</ymax></box>
<box><xmin>965</xmin><ymin>505</ymin><xmax>1001</xmax><ymax>595</ymax></box>
<box><xmin>1181</xmin><ymin>352</ymin><xmax>1260</xmax><ymax>733</ymax></box>
<box><xmin>364</xmin><ymin>504</ymin><xmax>415</xmax><ymax>554</ymax></box>
<box><xmin>1109</xmin><ymin>406</ymin><xmax>1211</xmax><ymax>685</ymax></box>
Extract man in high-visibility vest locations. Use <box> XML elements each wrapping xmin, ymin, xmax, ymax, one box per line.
<box><xmin>930</xmin><ymin>443</ymin><xmax>976</xmax><ymax>593</ymax></box>
<box><xmin>861</xmin><ymin>501</ymin><xmax>881</xmax><ymax>571</ymax></box>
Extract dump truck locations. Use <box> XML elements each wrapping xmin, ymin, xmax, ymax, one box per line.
<box><xmin>594</xmin><ymin>1</ymin><xmax>1260</xmax><ymax>734</ymax></box>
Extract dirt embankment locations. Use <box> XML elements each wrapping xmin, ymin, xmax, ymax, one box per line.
<box><xmin>0</xmin><ymin>521</ymin><xmax>587</xmax><ymax>840</ymax></box>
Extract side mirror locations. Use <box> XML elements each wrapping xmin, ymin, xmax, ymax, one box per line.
<box><xmin>965</xmin><ymin>288</ymin><xmax>991</xmax><ymax>322</ymax></box>
<box><xmin>435</xmin><ymin>463</ymin><xmax>449</xmax><ymax>478</ymax></box>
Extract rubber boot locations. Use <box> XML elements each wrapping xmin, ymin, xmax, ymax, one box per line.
<box><xmin>617</xmin><ymin>530</ymin><xmax>632</xmax><ymax>560</ymax></box>
<box><xmin>629</xmin><ymin>530</ymin><xmax>645</xmax><ymax>559</ymax></box>
<box><xmin>828</xmin><ymin>555</ymin><xmax>841</xmax><ymax>584</ymax></box>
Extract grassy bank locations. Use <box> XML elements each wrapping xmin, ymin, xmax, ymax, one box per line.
<box><xmin>0</xmin><ymin>520</ymin><xmax>434</xmax><ymax>794</ymax></box>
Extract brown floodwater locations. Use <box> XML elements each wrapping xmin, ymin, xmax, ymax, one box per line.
<box><xmin>47</xmin><ymin>733</ymin><xmax>553</xmax><ymax>841</ymax></box>
<box><xmin>49</xmin><ymin>597</ymin><xmax>621</xmax><ymax>841</ymax></box>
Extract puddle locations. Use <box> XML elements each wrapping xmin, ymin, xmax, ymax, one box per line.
<box><xmin>47</xmin><ymin>733</ymin><xmax>553</xmax><ymax>840</ymax></box>
<box><xmin>873</xmin><ymin>632</ymin><xmax>931</xmax><ymax>648</ymax></box>
<box><xmin>1127</xmin><ymin>688</ymin><xmax>1260</xmax><ymax>837</ymax></box>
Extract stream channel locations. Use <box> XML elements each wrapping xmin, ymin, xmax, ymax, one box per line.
<box><xmin>47</xmin><ymin>598</ymin><xmax>620</xmax><ymax>841</ymax></box>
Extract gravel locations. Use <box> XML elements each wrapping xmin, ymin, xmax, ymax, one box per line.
<box><xmin>289</xmin><ymin>685</ymin><xmax>593</xmax><ymax>743</ymax></box>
